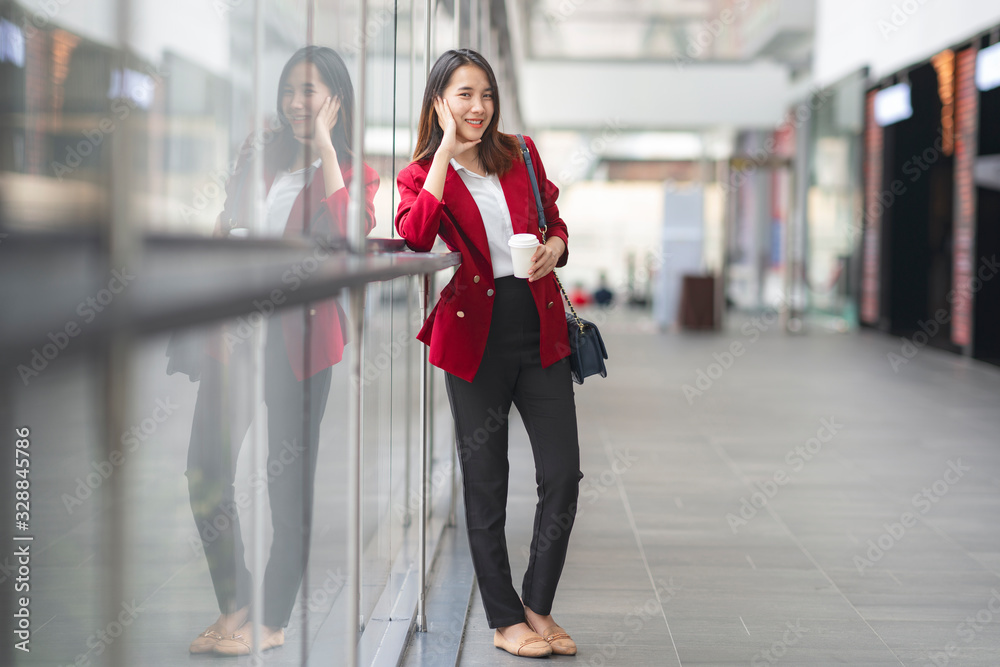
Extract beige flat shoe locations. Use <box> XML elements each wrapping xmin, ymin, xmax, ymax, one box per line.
<box><xmin>494</xmin><ymin>628</ymin><xmax>553</xmax><ymax>658</ymax></box>
<box><xmin>213</xmin><ymin>623</ymin><xmax>285</xmax><ymax>656</ymax></box>
<box><xmin>189</xmin><ymin>625</ymin><xmax>226</xmax><ymax>654</ymax></box>
<box><xmin>190</xmin><ymin>606</ymin><xmax>251</xmax><ymax>655</ymax></box>
<box><xmin>533</xmin><ymin>623</ymin><xmax>577</xmax><ymax>656</ymax></box>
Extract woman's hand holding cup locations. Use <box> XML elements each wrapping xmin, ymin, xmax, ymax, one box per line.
<box><xmin>527</xmin><ymin>237</ymin><xmax>564</xmax><ymax>282</ymax></box>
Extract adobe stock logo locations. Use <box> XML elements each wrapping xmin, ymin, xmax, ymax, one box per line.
<box><xmin>61</xmin><ymin>398</ymin><xmax>179</xmax><ymax>514</ymax></box>
<box><xmin>877</xmin><ymin>0</ymin><xmax>933</xmax><ymax>40</ymax></box>
<box><xmin>887</xmin><ymin>255</ymin><xmax>1000</xmax><ymax>372</ymax></box>
<box><xmin>853</xmin><ymin>459</ymin><xmax>969</xmax><ymax>574</ymax></box>
<box><xmin>750</xmin><ymin>620</ymin><xmax>809</xmax><ymax>666</ymax></box>
<box><xmin>673</xmin><ymin>0</ymin><xmax>751</xmax><ymax>69</ymax></box>
<box><xmin>726</xmin><ymin>418</ymin><xmax>843</xmax><ymax>534</ymax></box>
<box><xmin>682</xmin><ymin>294</ymin><xmax>794</xmax><ymax>405</ymax></box>
<box><xmin>923</xmin><ymin>589</ymin><xmax>1000</xmax><ymax>666</ymax></box>
<box><xmin>17</xmin><ymin>268</ymin><xmax>136</xmax><ymax>385</ymax></box>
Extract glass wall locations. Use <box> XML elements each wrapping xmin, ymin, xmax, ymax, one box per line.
<box><xmin>805</xmin><ymin>69</ymin><xmax>866</xmax><ymax>328</ymax></box>
<box><xmin>0</xmin><ymin>0</ymin><xmax>510</xmax><ymax>665</ymax></box>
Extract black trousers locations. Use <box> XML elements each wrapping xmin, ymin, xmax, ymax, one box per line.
<box><xmin>186</xmin><ymin>319</ymin><xmax>332</xmax><ymax>628</ymax></box>
<box><xmin>445</xmin><ymin>276</ymin><xmax>582</xmax><ymax>629</ymax></box>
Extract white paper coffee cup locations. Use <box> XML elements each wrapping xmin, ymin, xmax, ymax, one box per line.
<box><xmin>508</xmin><ymin>234</ymin><xmax>540</xmax><ymax>279</ymax></box>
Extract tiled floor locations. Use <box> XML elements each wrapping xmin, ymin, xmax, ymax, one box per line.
<box><xmin>448</xmin><ymin>312</ymin><xmax>1000</xmax><ymax>666</ymax></box>
<box><xmin>9</xmin><ymin>310</ymin><xmax>1000</xmax><ymax>666</ymax></box>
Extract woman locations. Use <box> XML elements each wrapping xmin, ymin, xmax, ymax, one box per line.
<box><xmin>395</xmin><ymin>49</ymin><xmax>581</xmax><ymax>659</ymax></box>
<box><xmin>184</xmin><ymin>46</ymin><xmax>377</xmax><ymax>656</ymax></box>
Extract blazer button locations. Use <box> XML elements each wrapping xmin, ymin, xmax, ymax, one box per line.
<box><xmin>310</xmin><ymin>308</ymin><xmax>317</xmax><ymax>315</ymax></box>
<box><xmin>457</xmin><ymin>311</ymin><xmax>465</xmax><ymax>318</ymax></box>
<box><xmin>473</xmin><ymin>275</ymin><xmax>480</xmax><ymax>283</ymax></box>
<box><xmin>487</xmin><ymin>289</ymin><xmax>494</xmax><ymax>297</ymax></box>
<box><xmin>547</xmin><ymin>302</ymin><xmax>554</xmax><ymax>309</ymax></box>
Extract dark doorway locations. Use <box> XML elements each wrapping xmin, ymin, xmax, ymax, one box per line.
<box><xmin>879</xmin><ymin>62</ymin><xmax>957</xmax><ymax>350</ymax></box>
<box><xmin>973</xmin><ymin>80</ymin><xmax>1000</xmax><ymax>366</ymax></box>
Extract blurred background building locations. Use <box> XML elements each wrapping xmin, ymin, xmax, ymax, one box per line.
<box><xmin>3</xmin><ymin>0</ymin><xmax>999</xmax><ymax>346</ymax></box>
<box><xmin>2</xmin><ymin>0</ymin><xmax>1000</xmax><ymax>665</ymax></box>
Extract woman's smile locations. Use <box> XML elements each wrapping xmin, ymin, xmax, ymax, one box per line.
<box><xmin>458</xmin><ymin>115</ymin><xmax>488</xmax><ymax>140</ymax></box>
<box><xmin>281</xmin><ymin>61</ymin><xmax>334</xmax><ymax>142</ymax></box>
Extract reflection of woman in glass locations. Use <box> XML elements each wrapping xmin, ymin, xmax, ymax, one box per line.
<box><xmin>396</xmin><ymin>49</ymin><xmax>581</xmax><ymax>658</ymax></box>
<box><xmin>185</xmin><ymin>46</ymin><xmax>377</xmax><ymax>656</ymax></box>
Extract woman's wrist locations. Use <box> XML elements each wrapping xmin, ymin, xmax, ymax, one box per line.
<box><xmin>545</xmin><ymin>236</ymin><xmax>566</xmax><ymax>256</ymax></box>
<box><xmin>423</xmin><ymin>149</ymin><xmax>450</xmax><ymax>201</ymax></box>
<box><xmin>318</xmin><ymin>143</ymin><xmax>337</xmax><ymax>162</ymax></box>
<box><xmin>433</xmin><ymin>145</ymin><xmax>453</xmax><ymax>165</ymax></box>
<box><xmin>319</xmin><ymin>143</ymin><xmax>346</xmax><ymax>198</ymax></box>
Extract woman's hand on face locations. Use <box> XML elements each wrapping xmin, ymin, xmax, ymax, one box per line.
<box><xmin>527</xmin><ymin>237</ymin><xmax>565</xmax><ymax>282</ymax></box>
<box><xmin>312</xmin><ymin>96</ymin><xmax>340</xmax><ymax>155</ymax></box>
<box><xmin>434</xmin><ymin>97</ymin><xmax>480</xmax><ymax>161</ymax></box>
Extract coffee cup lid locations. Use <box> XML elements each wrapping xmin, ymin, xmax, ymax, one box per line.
<box><xmin>508</xmin><ymin>233</ymin><xmax>539</xmax><ymax>248</ymax></box>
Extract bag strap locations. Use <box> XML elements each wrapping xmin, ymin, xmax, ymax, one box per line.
<box><xmin>516</xmin><ymin>134</ymin><xmax>585</xmax><ymax>333</ymax></box>
<box><xmin>518</xmin><ymin>134</ymin><xmax>546</xmax><ymax>235</ymax></box>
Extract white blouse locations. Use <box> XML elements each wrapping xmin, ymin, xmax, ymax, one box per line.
<box><xmin>259</xmin><ymin>158</ymin><xmax>321</xmax><ymax>342</ymax></box>
<box><xmin>450</xmin><ymin>159</ymin><xmax>515</xmax><ymax>278</ymax></box>
<box><xmin>263</xmin><ymin>158</ymin><xmax>323</xmax><ymax>237</ymax></box>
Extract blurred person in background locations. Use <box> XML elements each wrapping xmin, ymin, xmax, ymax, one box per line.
<box><xmin>568</xmin><ymin>282</ymin><xmax>592</xmax><ymax>307</ymax></box>
<box><xmin>180</xmin><ymin>45</ymin><xmax>377</xmax><ymax>657</ymax></box>
<box><xmin>593</xmin><ymin>273</ymin><xmax>613</xmax><ymax>307</ymax></box>
<box><xmin>395</xmin><ymin>49</ymin><xmax>582</xmax><ymax>659</ymax></box>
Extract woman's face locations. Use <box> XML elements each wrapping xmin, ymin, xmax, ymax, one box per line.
<box><xmin>440</xmin><ymin>64</ymin><xmax>494</xmax><ymax>143</ymax></box>
<box><xmin>281</xmin><ymin>61</ymin><xmax>335</xmax><ymax>144</ymax></box>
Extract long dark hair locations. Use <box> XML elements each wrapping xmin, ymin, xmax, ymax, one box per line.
<box><xmin>413</xmin><ymin>49</ymin><xmax>518</xmax><ymax>176</ymax></box>
<box><xmin>266</xmin><ymin>46</ymin><xmax>355</xmax><ymax>173</ymax></box>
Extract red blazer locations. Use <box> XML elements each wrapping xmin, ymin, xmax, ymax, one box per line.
<box><xmin>277</xmin><ymin>161</ymin><xmax>378</xmax><ymax>380</ymax></box>
<box><xmin>219</xmin><ymin>150</ymin><xmax>379</xmax><ymax>381</ymax></box>
<box><xmin>394</xmin><ymin>135</ymin><xmax>570</xmax><ymax>382</ymax></box>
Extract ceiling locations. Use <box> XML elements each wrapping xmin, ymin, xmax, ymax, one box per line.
<box><xmin>522</xmin><ymin>0</ymin><xmax>743</xmax><ymax>62</ymax></box>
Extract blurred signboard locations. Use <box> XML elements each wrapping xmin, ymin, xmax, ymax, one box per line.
<box><xmin>976</xmin><ymin>41</ymin><xmax>1000</xmax><ymax>92</ymax></box>
<box><xmin>874</xmin><ymin>83</ymin><xmax>913</xmax><ymax>126</ymax></box>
